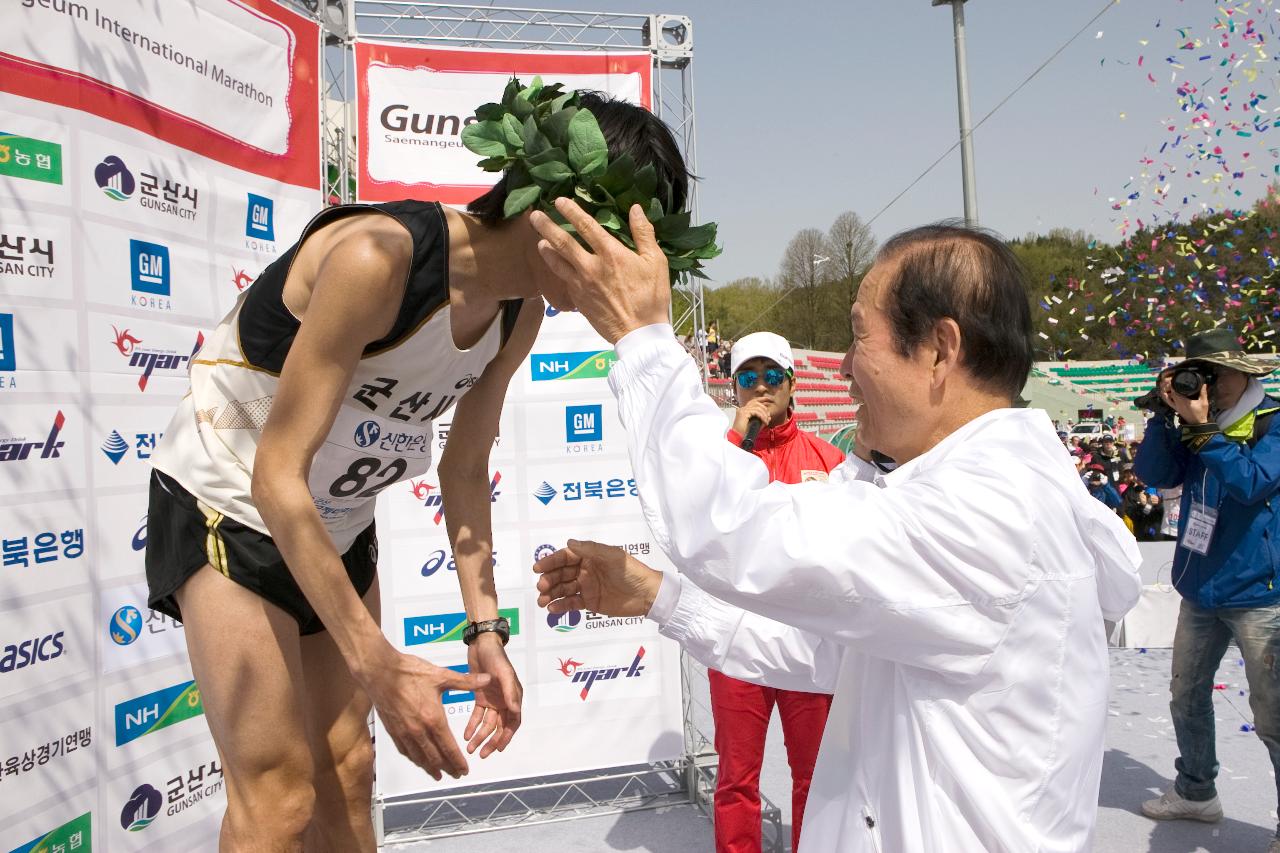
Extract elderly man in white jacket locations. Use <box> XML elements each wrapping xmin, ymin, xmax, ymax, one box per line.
<box><xmin>530</xmin><ymin>203</ymin><xmax>1143</xmax><ymax>853</ymax></box>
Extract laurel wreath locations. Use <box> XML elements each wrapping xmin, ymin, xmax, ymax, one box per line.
<box><xmin>461</xmin><ymin>76</ymin><xmax>721</xmax><ymax>281</ymax></box>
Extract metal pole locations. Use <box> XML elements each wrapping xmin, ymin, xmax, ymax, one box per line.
<box><xmin>943</xmin><ymin>0</ymin><xmax>978</xmax><ymax>225</ymax></box>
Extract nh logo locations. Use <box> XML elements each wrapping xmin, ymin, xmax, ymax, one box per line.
<box><xmin>129</xmin><ymin>239</ymin><xmax>170</xmax><ymax>295</ymax></box>
<box><xmin>540</xmin><ymin>360</ymin><xmax>569</xmax><ymax>374</ymax></box>
<box><xmin>413</xmin><ymin>623</ymin><xmax>445</xmax><ymax>639</ymax></box>
<box><xmin>566</xmin><ymin>404</ymin><xmax>602</xmax><ymax>442</ymax></box>
<box><xmin>246</xmin><ymin>193</ymin><xmax>275</xmax><ymax>241</ymax></box>
<box><xmin>125</xmin><ymin>705</ymin><xmax>159</xmax><ymax>729</ymax></box>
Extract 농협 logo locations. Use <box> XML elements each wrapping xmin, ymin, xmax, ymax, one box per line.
<box><xmin>0</xmin><ymin>132</ymin><xmax>63</xmax><ymax>184</ymax></box>
<box><xmin>130</xmin><ymin>239</ymin><xmax>171</xmax><ymax>296</ymax></box>
<box><xmin>9</xmin><ymin>812</ymin><xmax>90</xmax><ymax>853</ymax></box>
<box><xmin>530</xmin><ymin>351</ymin><xmax>617</xmax><ymax>382</ymax></box>
<box><xmin>95</xmin><ymin>154</ymin><xmax>136</xmax><ymax>200</ymax></box>
<box><xmin>557</xmin><ymin>646</ymin><xmax>647</xmax><ymax>701</ymax></box>
<box><xmin>114</xmin><ymin>679</ymin><xmax>204</xmax><ymax>746</ymax></box>
<box><xmin>546</xmin><ymin>610</ymin><xmax>581</xmax><ymax>633</ymax></box>
<box><xmin>245</xmin><ymin>193</ymin><xmax>275</xmax><ymax>245</ymax></box>
<box><xmin>0</xmin><ymin>409</ymin><xmax>66</xmax><ymax>462</ymax></box>
<box><xmin>121</xmin><ymin>783</ymin><xmax>163</xmax><ymax>831</ymax></box>
<box><xmin>110</xmin><ymin>605</ymin><xmax>143</xmax><ymax>646</ymax></box>
<box><xmin>533</xmin><ymin>482</ymin><xmax>557</xmax><ymax>505</ymax></box>
<box><xmin>404</xmin><ymin>607</ymin><xmax>520</xmax><ymax>646</ymax></box>
<box><xmin>565</xmin><ymin>404</ymin><xmax>603</xmax><ymax>443</ymax></box>
<box><xmin>0</xmin><ymin>312</ymin><xmax>14</xmax><ymax>372</ymax></box>
<box><xmin>0</xmin><ymin>630</ymin><xmax>66</xmax><ymax>673</ymax></box>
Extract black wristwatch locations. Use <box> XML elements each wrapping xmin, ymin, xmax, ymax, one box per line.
<box><xmin>462</xmin><ymin>617</ymin><xmax>510</xmax><ymax>646</ymax></box>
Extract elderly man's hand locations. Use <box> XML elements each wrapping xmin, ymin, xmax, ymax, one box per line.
<box><xmin>529</xmin><ymin>199</ymin><xmax>671</xmax><ymax>344</ymax></box>
<box><xmin>534</xmin><ymin>539</ymin><xmax>663</xmax><ymax>617</ymax></box>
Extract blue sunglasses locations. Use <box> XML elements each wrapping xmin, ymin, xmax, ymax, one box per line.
<box><xmin>735</xmin><ymin>368</ymin><xmax>788</xmax><ymax>390</ymax></box>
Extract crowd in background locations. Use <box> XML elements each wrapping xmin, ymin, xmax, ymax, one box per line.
<box><xmin>1062</xmin><ymin>431</ymin><xmax>1178</xmax><ymax>541</ymax></box>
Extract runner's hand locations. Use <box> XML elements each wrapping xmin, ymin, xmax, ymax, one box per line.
<box><xmin>465</xmin><ymin>633</ymin><xmax>523</xmax><ymax>758</ymax></box>
<box><xmin>363</xmin><ymin>650</ymin><xmax>489</xmax><ymax>780</ymax></box>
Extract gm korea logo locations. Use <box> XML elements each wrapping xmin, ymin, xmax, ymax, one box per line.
<box><xmin>565</xmin><ymin>404</ymin><xmax>603</xmax><ymax>442</ymax></box>
<box><xmin>130</xmin><ymin>239</ymin><xmax>170</xmax><ymax>296</ymax></box>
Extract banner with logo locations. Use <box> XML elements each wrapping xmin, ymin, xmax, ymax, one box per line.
<box><xmin>0</xmin><ymin>2</ymin><xmax>321</xmax><ymax>850</ymax></box>
<box><xmin>373</xmin><ymin>303</ymin><xmax>687</xmax><ymax>797</ymax></box>
<box><xmin>355</xmin><ymin>42</ymin><xmax>652</xmax><ymax>203</ymax></box>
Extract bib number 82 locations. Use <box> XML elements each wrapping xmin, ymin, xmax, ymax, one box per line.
<box><xmin>329</xmin><ymin>457</ymin><xmax>408</xmax><ymax>498</ymax></box>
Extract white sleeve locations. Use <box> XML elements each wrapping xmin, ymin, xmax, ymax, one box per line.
<box><xmin>610</xmin><ymin>325</ymin><xmax>1036</xmax><ymax>676</ymax></box>
<box><xmin>647</xmin><ymin>572</ymin><xmax>839</xmax><ymax>693</ymax></box>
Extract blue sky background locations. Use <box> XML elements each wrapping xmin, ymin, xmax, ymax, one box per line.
<box><xmin>564</xmin><ymin>0</ymin><xmax>1280</xmax><ymax>284</ymax></box>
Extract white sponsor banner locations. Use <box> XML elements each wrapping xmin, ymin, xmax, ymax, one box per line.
<box><xmin>0</xmin><ymin>111</ymin><xmax>69</xmax><ymax>206</ymax></box>
<box><xmin>0</xmin><ymin>592</ymin><xmax>93</xmax><ymax>701</ymax></box>
<box><xmin>210</xmin><ymin>174</ymin><xmax>316</xmax><ymax>268</ymax></box>
<box><xmin>0</xmin><ymin>404</ymin><xmax>85</xmax><ymax>499</ymax></box>
<box><xmin>6</xmin><ymin>0</ymin><xmax>295</xmax><ymax>155</ymax></box>
<box><xmin>89</xmin><ymin>403</ymin><xmax>175</xmax><ymax>490</ymax></box>
<box><xmin>89</xmin><ymin>311</ymin><xmax>207</xmax><ymax>397</ymax></box>
<box><xmin>519</xmin><ymin>397</ymin><xmax>623</xmax><ymax>462</ymax></box>
<box><xmin>0</xmin><ymin>687</ymin><xmax>96</xmax><ymax>819</ymax></box>
<box><xmin>0</xmin><ymin>305</ymin><xmax>81</xmax><ymax>394</ymax></box>
<box><xmin>0</xmin><ymin>498</ymin><xmax>88</xmax><ymax>602</ymax></box>
<box><xmin>100</xmin><ymin>582</ymin><xmax>187</xmax><ymax>675</ymax></box>
<box><xmin>387</xmin><ymin>529</ymin><xmax>526</xmax><ymax>598</ymax></box>
<box><xmin>0</xmin><ymin>208</ymin><xmax>74</xmax><ymax>301</ymax></box>
<box><xmin>95</xmin><ymin>490</ymin><xmax>150</xmax><ymax>584</ymax></box>
<box><xmin>107</xmin><ymin>736</ymin><xmax>224</xmax><ymax>850</ymax></box>
<box><xmin>355</xmin><ymin>43</ymin><xmax>651</xmax><ymax>203</ymax></box>
<box><xmin>82</xmin><ymin>219</ymin><xmax>217</xmax><ymax>320</ymax></box>
<box><xmin>79</xmin><ymin>130</ymin><xmax>208</xmax><ymax>236</ymax></box>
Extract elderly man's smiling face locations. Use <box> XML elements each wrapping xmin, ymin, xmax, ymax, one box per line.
<box><xmin>840</xmin><ymin>260</ymin><xmax>940</xmax><ymax>462</ymax></box>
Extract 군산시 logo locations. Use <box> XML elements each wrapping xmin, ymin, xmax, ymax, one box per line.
<box><xmin>95</xmin><ymin>155</ymin><xmax>136</xmax><ymax>201</ymax></box>
<box><xmin>547</xmin><ymin>610</ymin><xmax>581</xmax><ymax>633</ymax></box>
<box><xmin>110</xmin><ymin>605</ymin><xmax>143</xmax><ymax>646</ymax></box>
<box><xmin>121</xmin><ymin>783</ymin><xmax>163</xmax><ymax>831</ymax></box>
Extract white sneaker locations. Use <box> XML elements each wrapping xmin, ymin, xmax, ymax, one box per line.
<box><xmin>1140</xmin><ymin>787</ymin><xmax>1224</xmax><ymax>823</ymax></box>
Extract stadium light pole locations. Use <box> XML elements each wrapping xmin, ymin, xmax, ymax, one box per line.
<box><xmin>933</xmin><ymin>0</ymin><xmax>979</xmax><ymax>226</ymax></box>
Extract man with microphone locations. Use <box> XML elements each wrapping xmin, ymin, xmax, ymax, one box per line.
<box><xmin>715</xmin><ymin>332</ymin><xmax>844</xmax><ymax>853</ymax></box>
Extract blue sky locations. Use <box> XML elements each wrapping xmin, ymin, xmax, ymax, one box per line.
<box><xmin>566</xmin><ymin>0</ymin><xmax>1280</xmax><ymax>284</ymax></box>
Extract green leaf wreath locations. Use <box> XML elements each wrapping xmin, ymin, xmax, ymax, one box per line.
<box><xmin>461</xmin><ymin>76</ymin><xmax>722</xmax><ymax>281</ymax></box>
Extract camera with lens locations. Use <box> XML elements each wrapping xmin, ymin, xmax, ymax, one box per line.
<box><xmin>1134</xmin><ymin>362</ymin><xmax>1217</xmax><ymax>414</ymax></box>
<box><xmin>1086</xmin><ymin>471</ymin><xmax>1106</xmax><ymax>486</ymax></box>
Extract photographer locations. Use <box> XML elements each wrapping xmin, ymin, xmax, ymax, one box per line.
<box><xmin>1083</xmin><ymin>463</ymin><xmax>1123</xmax><ymax>512</ymax></box>
<box><xmin>1133</xmin><ymin>329</ymin><xmax>1280</xmax><ymax>843</ymax></box>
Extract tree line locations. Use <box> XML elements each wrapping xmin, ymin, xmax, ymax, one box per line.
<box><xmin>676</xmin><ymin>187</ymin><xmax>1280</xmax><ymax>362</ymax></box>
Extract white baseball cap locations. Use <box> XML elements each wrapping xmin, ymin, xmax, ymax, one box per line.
<box><xmin>730</xmin><ymin>332</ymin><xmax>794</xmax><ymax>375</ymax></box>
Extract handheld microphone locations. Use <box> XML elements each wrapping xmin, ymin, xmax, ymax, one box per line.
<box><xmin>740</xmin><ymin>416</ymin><xmax>764</xmax><ymax>452</ymax></box>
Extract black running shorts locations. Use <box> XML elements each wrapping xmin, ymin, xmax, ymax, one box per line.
<box><xmin>145</xmin><ymin>469</ymin><xmax>378</xmax><ymax>636</ymax></box>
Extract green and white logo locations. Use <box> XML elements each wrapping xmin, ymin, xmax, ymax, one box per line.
<box><xmin>0</xmin><ymin>133</ymin><xmax>63</xmax><ymax>185</ymax></box>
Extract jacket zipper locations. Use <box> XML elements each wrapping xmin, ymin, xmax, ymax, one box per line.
<box><xmin>862</xmin><ymin>806</ymin><xmax>883</xmax><ymax>853</ymax></box>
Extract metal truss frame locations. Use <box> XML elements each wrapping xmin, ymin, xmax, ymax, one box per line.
<box><xmin>287</xmin><ymin>1</ymin><xmax>771</xmax><ymax>846</ymax></box>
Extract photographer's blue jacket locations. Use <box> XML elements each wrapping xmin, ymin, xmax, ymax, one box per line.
<box><xmin>1135</xmin><ymin>396</ymin><xmax>1280</xmax><ymax>609</ymax></box>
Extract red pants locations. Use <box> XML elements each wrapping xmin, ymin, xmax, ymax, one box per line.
<box><xmin>708</xmin><ymin>669</ymin><xmax>833</xmax><ymax>853</ymax></box>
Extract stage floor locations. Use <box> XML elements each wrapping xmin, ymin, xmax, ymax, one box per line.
<box><xmin>391</xmin><ymin>648</ymin><xmax>1277</xmax><ymax>852</ymax></box>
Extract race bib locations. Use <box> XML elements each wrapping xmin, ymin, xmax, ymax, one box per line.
<box><xmin>1181</xmin><ymin>502</ymin><xmax>1218</xmax><ymax>556</ymax></box>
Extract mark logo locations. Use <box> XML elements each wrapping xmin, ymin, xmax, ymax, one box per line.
<box><xmin>130</xmin><ymin>239</ymin><xmax>170</xmax><ymax>296</ymax></box>
<box><xmin>245</xmin><ymin>193</ymin><xmax>275</xmax><ymax>242</ymax></box>
<box><xmin>110</xmin><ymin>606</ymin><xmax>143</xmax><ymax>646</ymax></box>
<box><xmin>95</xmin><ymin>154</ymin><xmax>136</xmax><ymax>200</ymax></box>
<box><xmin>121</xmin><ymin>783</ymin><xmax>163</xmax><ymax>831</ymax></box>
<box><xmin>112</xmin><ymin>325</ymin><xmax>204</xmax><ymax>391</ymax></box>
<box><xmin>414</xmin><ymin>472</ymin><xmax>501</xmax><ymax>525</ymax></box>
<box><xmin>530</xmin><ymin>351</ymin><xmax>617</xmax><ymax>382</ymax></box>
<box><xmin>557</xmin><ymin>646</ymin><xmax>647</xmax><ymax>701</ymax></box>
<box><xmin>0</xmin><ymin>410</ymin><xmax>66</xmax><ymax>462</ymax></box>
<box><xmin>114</xmin><ymin>680</ymin><xmax>204</xmax><ymax>746</ymax></box>
<box><xmin>231</xmin><ymin>266</ymin><xmax>254</xmax><ymax>291</ymax></box>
